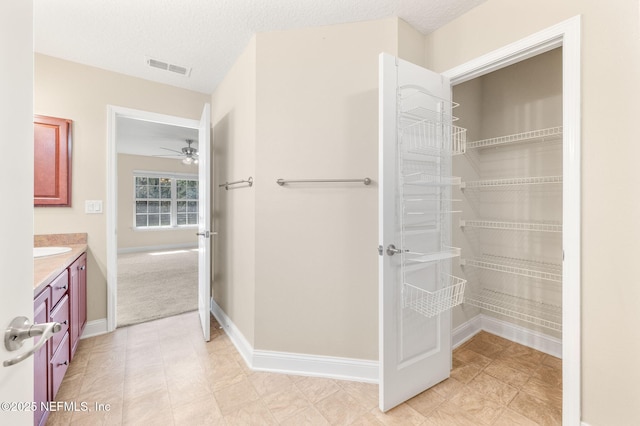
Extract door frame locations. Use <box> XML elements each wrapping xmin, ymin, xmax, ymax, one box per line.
<box><xmin>106</xmin><ymin>106</ymin><xmax>200</xmax><ymax>332</ymax></box>
<box><xmin>442</xmin><ymin>16</ymin><xmax>581</xmax><ymax>424</ymax></box>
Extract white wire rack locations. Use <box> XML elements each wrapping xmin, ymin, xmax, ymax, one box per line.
<box><xmin>404</xmin><ymin>275</ymin><xmax>467</xmax><ymax>318</ymax></box>
<box><xmin>461</xmin><ymin>175</ymin><xmax>563</xmax><ymax>189</ymax></box>
<box><xmin>403</xmin><ymin>173</ymin><xmax>462</xmax><ymax>186</ymax></box>
<box><xmin>467</xmin><ymin>126</ymin><xmax>563</xmax><ymax>150</ymax></box>
<box><xmin>460</xmin><ymin>257</ymin><xmax>562</xmax><ymax>282</ymax></box>
<box><xmin>396</xmin><ymin>86</ymin><xmax>467</xmax><ymax>319</ymax></box>
<box><xmin>405</xmin><ymin>247</ymin><xmax>462</xmax><ymax>264</ymax></box>
<box><xmin>401</xmin><ymin>121</ymin><xmax>467</xmax><ymax>156</ymax></box>
<box><xmin>460</xmin><ymin>219</ymin><xmax>562</xmax><ymax>233</ymax></box>
<box><xmin>464</xmin><ymin>288</ymin><xmax>562</xmax><ymax>331</ymax></box>
<box><xmin>400</xmin><ymin>106</ymin><xmax>459</xmax><ymax>124</ymax></box>
<box><xmin>399</xmin><ymin>84</ymin><xmax>460</xmax><ymax>120</ymax></box>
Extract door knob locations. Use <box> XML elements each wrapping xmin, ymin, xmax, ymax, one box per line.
<box><xmin>3</xmin><ymin>317</ymin><xmax>62</xmax><ymax>367</ymax></box>
<box><xmin>196</xmin><ymin>231</ymin><xmax>218</xmax><ymax>238</ymax></box>
<box><xmin>386</xmin><ymin>244</ymin><xmax>408</xmax><ymax>256</ymax></box>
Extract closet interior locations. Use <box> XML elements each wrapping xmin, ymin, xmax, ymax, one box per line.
<box><xmin>453</xmin><ymin>48</ymin><xmax>564</xmax><ymax>347</ymax></box>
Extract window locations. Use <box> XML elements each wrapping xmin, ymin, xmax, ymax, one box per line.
<box><xmin>176</xmin><ymin>179</ymin><xmax>199</xmax><ymax>226</ymax></box>
<box><xmin>134</xmin><ymin>173</ymin><xmax>198</xmax><ymax>229</ymax></box>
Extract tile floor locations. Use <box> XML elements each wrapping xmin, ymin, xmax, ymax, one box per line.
<box><xmin>46</xmin><ymin>312</ymin><xmax>561</xmax><ymax>425</ymax></box>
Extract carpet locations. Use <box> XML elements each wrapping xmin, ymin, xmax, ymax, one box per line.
<box><xmin>117</xmin><ymin>249</ymin><xmax>198</xmax><ymax>327</ymax></box>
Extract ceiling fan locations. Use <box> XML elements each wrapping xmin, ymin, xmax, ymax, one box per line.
<box><xmin>155</xmin><ymin>139</ymin><xmax>199</xmax><ymax>165</ymax></box>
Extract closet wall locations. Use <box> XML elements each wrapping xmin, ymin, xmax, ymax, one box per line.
<box><xmin>452</xmin><ymin>48</ymin><xmax>563</xmax><ymax>340</ymax></box>
<box><xmin>211</xmin><ymin>17</ymin><xmax>425</xmax><ymax>360</ymax></box>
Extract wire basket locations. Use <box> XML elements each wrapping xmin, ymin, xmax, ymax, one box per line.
<box><xmin>403</xmin><ymin>275</ymin><xmax>467</xmax><ymax>318</ymax></box>
<box><xmin>401</xmin><ymin>121</ymin><xmax>467</xmax><ymax>156</ymax></box>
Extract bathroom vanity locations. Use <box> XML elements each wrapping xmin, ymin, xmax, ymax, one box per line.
<box><xmin>33</xmin><ymin>234</ymin><xmax>87</xmax><ymax>426</ymax></box>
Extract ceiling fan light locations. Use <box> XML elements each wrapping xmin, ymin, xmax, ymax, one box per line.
<box><xmin>182</xmin><ymin>157</ymin><xmax>193</xmax><ymax>165</ymax></box>
<box><xmin>193</xmin><ymin>158</ymin><xmax>199</xmax><ymax>165</ymax></box>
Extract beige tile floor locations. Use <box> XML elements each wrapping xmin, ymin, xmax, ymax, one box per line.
<box><xmin>47</xmin><ymin>312</ymin><xmax>561</xmax><ymax>425</ymax></box>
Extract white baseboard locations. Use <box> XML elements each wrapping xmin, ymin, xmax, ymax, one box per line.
<box><xmin>81</xmin><ymin>318</ymin><xmax>108</xmax><ymax>339</ymax></box>
<box><xmin>453</xmin><ymin>314</ymin><xmax>562</xmax><ymax>358</ymax></box>
<box><xmin>452</xmin><ymin>314</ymin><xmax>483</xmax><ymax>349</ymax></box>
<box><xmin>209</xmin><ymin>299</ymin><xmax>253</xmax><ymax>367</ymax></box>
<box><xmin>117</xmin><ymin>243</ymin><xmax>198</xmax><ymax>254</ymax></box>
<box><xmin>210</xmin><ymin>299</ymin><xmax>378</xmax><ymax>383</ymax></box>
<box><xmin>252</xmin><ymin>350</ymin><xmax>378</xmax><ymax>383</ymax></box>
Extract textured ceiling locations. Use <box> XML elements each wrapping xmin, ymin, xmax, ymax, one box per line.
<box><xmin>34</xmin><ymin>0</ymin><xmax>486</xmax><ymax>95</ymax></box>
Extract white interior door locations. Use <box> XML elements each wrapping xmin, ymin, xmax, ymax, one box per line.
<box><xmin>379</xmin><ymin>53</ymin><xmax>464</xmax><ymax>411</ymax></box>
<box><xmin>0</xmin><ymin>1</ymin><xmax>34</xmax><ymax>423</ymax></box>
<box><xmin>197</xmin><ymin>103</ymin><xmax>212</xmax><ymax>341</ymax></box>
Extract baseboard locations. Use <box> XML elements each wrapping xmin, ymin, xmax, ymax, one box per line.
<box><xmin>209</xmin><ymin>299</ymin><xmax>253</xmax><ymax>367</ymax></box>
<box><xmin>452</xmin><ymin>314</ymin><xmax>483</xmax><ymax>349</ymax></box>
<box><xmin>210</xmin><ymin>299</ymin><xmax>379</xmax><ymax>383</ymax></box>
<box><xmin>118</xmin><ymin>243</ymin><xmax>198</xmax><ymax>254</ymax></box>
<box><xmin>81</xmin><ymin>318</ymin><xmax>108</xmax><ymax>339</ymax></box>
<box><xmin>252</xmin><ymin>350</ymin><xmax>378</xmax><ymax>383</ymax></box>
<box><xmin>453</xmin><ymin>314</ymin><xmax>562</xmax><ymax>358</ymax></box>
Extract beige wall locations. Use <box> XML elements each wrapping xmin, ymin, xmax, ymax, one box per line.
<box><xmin>425</xmin><ymin>1</ymin><xmax>640</xmax><ymax>424</ymax></box>
<box><xmin>212</xmin><ymin>18</ymin><xmax>410</xmax><ymax>359</ymax></box>
<box><xmin>211</xmin><ymin>37</ymin><xmax>258</xmax><ymax>346</ymax></box>
<box><xmin>34</xmin><ymin>54</ymin><xmax>209</xmax><ymax>321</ymax></box>
<box><xmin>253</xmin><ymin>18</ymin><xmax>398</xmax><ymax>359</ymax></box>
<box><xmin>117</xmin><ymin>153</ymin><xmax>199</xmax><ymax>250</ymax></box>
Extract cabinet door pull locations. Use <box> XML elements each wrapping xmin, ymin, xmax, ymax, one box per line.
<box><xmin>79</xmin><ymin>265</ymin><xmax>86</xmax><ymax>271</ymax></box>
<box><xmin>57</xmin><ymin>361</ymin><xmax>69</xmax><ymax>366</ymax></box>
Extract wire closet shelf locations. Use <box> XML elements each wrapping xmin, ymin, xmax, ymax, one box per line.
<box><xmin>464</xmin><ymin>288</ymin><xmax>562</xmax><ymax>331</ymax></box>
<box><xmin>397</xmin><ymin>85</ymin><xmax>467</xmax><ymax>319</ymax></box>
<box><xmin>466</xmin><ymin>126</ymin><xmax>562</xmax><ymax>150</ymax></box>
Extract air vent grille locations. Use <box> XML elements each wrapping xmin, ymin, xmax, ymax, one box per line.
<box><xmin>146</xmin><ymin>57</ymin><xmax>191</xmax><ymax>76</ymax></box>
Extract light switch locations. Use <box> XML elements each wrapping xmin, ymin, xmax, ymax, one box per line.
<box><xmin>85</xmin><ymin>200</ymin><xmax>103</xmax><ymax>214</ymax></box>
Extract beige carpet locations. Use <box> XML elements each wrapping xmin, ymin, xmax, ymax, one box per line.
<box><xmin>117</xmin><ymin>249</ymin><xmax>198</xmax><ymax>327</ymax></box>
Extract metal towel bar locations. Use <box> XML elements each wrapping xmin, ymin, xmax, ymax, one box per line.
<box><xmin>219</xmin><ymin>177</ymin><xmax>253</xmax><ymax>190</ymax></box>
<box><xmin>276</xmin><ymin>178</ymin><xmax>372</xmax><ymax>186</ymax></box>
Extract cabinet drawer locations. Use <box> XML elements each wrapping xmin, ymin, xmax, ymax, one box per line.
<box><xmin>50</xmin><ymin>332</ymin><xmax>69</xmax><ymax>399</ymax></box>
<box><xmin>50</xmin><ymin>295</ymin><xmax>69</xmax><ymax>353</ymax></box>
<box><xmin>49</xmin><ymin>269</ymin><xmax>69</xmax><ymax>307</ymax></box>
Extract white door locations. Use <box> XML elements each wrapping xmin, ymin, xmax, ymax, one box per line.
<box><xmin>0</xmin><ymin>1</ymin><xmax>35</xmax><ymax>424</ymax></box>
<box><xmin>379</xmin><ymin>53</ymin><xmax>465</xmax><ymax>411</ymax></box>
<box><xmin>197</xmin><ymin>103</ymin><xmax>212</xmax><ymax>341</ymax></box>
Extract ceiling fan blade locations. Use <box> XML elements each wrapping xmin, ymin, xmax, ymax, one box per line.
<box><xmin>159</xmin><ymin>147</ymin><xmax>183</xmax><ymax>154</ymax></box>
<box><xmin>152</xmin><ymin>154</ymin><xmax>182</xmax><ymax>157</ymax></box>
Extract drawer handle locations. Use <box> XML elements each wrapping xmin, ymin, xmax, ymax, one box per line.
<box><xmin>57</xmin><ymin>285</ymin><xmax>68</xmax><ymax>291</ymax></box>
<box><xmin>57</xmin><ymin>361</ymin><xmax>69</xmax><ymax>367</ymax></box>
<box><xmin>61</xmin><ymin>320</ymin><xmax>68</xmax><ymax>325</ymax></box>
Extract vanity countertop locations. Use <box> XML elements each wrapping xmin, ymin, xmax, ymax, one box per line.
<box><xmin>34</xmin><ymin>233</ymin><xmax>88</xmax><ymax>296</ymax></box>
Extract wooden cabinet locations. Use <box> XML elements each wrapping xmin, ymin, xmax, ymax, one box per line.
<box><xmin>69</xmin><ymin>253</ymin><xmax>87</xmax><ymax>358</ymax></box>
<box><xmin>33</xmin><ymin>288</ymin><xmax>51</xmax><ymax>426</ymax></box>
<box><xmin>34</xmin><ymin>115</ymin><xmax>72</xmax><ymax>207</ymax></box>
<box><xmin>33</xmin><ymin>253</ymin><xmax>86</xmax><ymax>425</ymax></box>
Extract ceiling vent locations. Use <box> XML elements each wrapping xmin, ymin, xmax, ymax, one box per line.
<box><xmin>146</xmin><ymin>57</ymin><xmax>191</xmax><ymax>77</ymax></box>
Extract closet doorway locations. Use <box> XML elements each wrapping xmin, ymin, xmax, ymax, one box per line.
<box><xmin>378</xmin><ymin>17</ymin><xmax>580</xmax><ymax>424</ymax></box>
